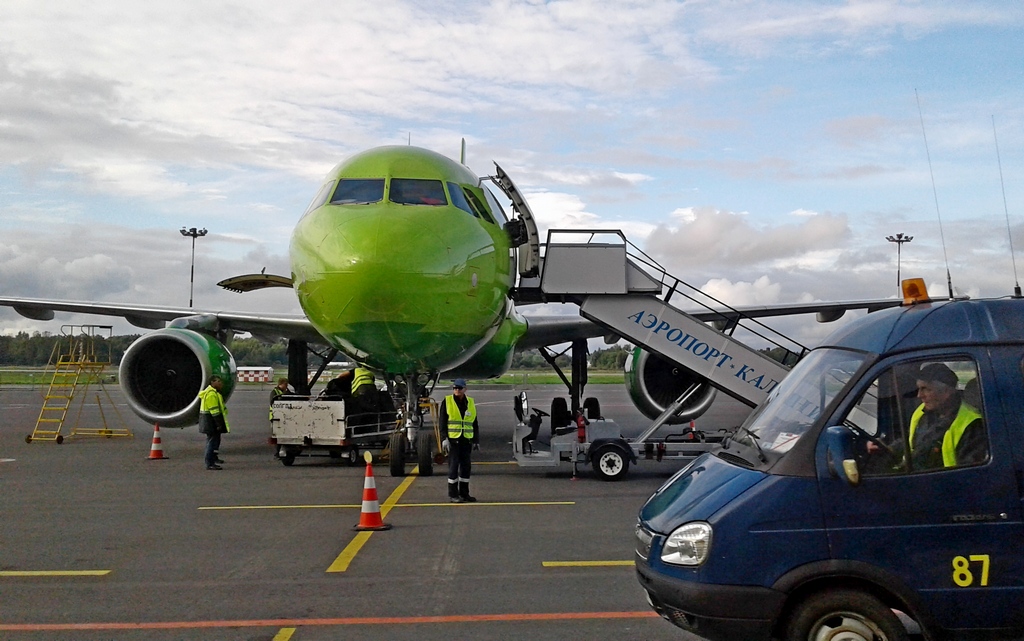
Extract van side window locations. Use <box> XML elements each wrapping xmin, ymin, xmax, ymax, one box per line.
<box><xmin>848</xmin><ymin>358</ymin><xmax>989</xmax><ymax>477</ymax></box>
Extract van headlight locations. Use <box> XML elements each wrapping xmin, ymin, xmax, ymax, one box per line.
<box><xmin>661</xmin><ymin>522</ymin><xmax>712</xmax><ymax>566</ymax></box>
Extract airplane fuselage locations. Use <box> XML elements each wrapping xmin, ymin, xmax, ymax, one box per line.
<box><xmin>289</xmin><ymin>146</ymin><xmax>526</xmax><ymax>376</ymax></box>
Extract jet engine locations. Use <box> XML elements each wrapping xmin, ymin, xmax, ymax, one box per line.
<box><xmin>624</xmin><ymin>347</ymin><xmax>717</xmax><ymax>423</ymax></box>
<box><xmin>118</xmin><ymin>328</ymin><xmax>237</xmax><ymax>427</ymax></box>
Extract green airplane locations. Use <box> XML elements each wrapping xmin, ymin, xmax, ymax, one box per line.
<box><xmin>1</xmin><ymin>144</ymin><xmax>903</xmax><ymax>472</ymax></box>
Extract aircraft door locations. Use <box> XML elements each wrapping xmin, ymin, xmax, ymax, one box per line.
<box><xmin>816</xmin><ymin>351</ymin><xmax>1024</xmax><ymax>632</ymax></box>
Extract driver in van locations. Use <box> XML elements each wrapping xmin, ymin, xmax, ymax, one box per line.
<box><xmin>907</xmin><ymin>363</ymin><xmax>987</xmax><ymax>469</ymax></box>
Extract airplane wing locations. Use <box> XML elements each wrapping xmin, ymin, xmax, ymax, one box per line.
<box><xmin>2</xmin><ymin>294</ymin><xmax>905</xmax><ymax>349</ymax></box>
<box><xmin>0</xmin><ymin>296</ymin><xmax>323</xmax><ymax>343</ymax></box>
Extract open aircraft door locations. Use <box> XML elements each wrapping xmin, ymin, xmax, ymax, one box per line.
<box><xmin>489</xmin><ymin>163</ymin><xmax>540</xmax><ymax>279</ymax></box>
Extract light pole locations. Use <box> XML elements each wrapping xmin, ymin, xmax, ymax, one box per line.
<box><xmin>886</xmin><ymin>233</ymin><xmax>913</xmax><ymax>290</ymax></box>
<box><xmin>179</xmin><ymin>227</ymin><xmax>208</xmax><ymax>307</ymax></box>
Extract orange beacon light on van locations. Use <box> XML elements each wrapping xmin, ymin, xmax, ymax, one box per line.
<box><xmin>902</xmin><ymin>278</ymin><xmax>930</xmax><ymax>305</ymax></box>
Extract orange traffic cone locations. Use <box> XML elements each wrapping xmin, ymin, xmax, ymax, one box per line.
<box><xmin>354</xmin><ymin>452</ymin><xmax>391</xmax><ymax>531</ymax></box>
<box><xmin>146</xmin><ymin>423</ymin><xmax>168</xmax><ymax>460</ymax></box>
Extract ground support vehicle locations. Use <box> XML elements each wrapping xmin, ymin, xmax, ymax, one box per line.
<box><xmin>269</xmin><ymin>394</ymin><xmax>399</xmax><ymax>466</ymax></box>
<box><xmin>511</xmin><ymin>391</ymin><xmax>725</xmax><ymax>480</ymax></box>
<box><xmin>635</xmin><ymin>287</ymin><xmax>1024</xmax><ymax>640</ymax></box>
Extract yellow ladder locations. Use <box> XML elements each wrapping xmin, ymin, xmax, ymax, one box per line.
<box><xmin>26</xmin><ymin>350</ymin><xmax>83</xmax><ymax>444</ymax></box>
<box><xmin>26</xmin><ymin>326</ymin><xmax>132</xmax><ymax>443</ymax></box>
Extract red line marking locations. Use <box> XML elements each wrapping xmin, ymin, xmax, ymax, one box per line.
<box><xmin>0</xmin><ymin>611</ymin><xmax>658</xmax><ymax>631</ymax></box>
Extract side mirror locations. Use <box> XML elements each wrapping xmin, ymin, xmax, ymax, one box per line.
<box><xmin>823</xmin><ymin>425</ymin><xmax>860</xmax><ymax>486</ymax></box>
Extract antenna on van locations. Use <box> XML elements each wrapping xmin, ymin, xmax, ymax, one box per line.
<box><xmin>992</xmin><ymin>116</ymin><xmax>1021</xmax><ymax>298</ymax></box>
<box><xmin>460</xmin><ymin>138</ymin><xmax>466</xmax><ymax>165</ymax></box>
<box><xmin>916</xmin><ymin>89</ymin><xmax>954</xmax><ymax>300</ymax></box>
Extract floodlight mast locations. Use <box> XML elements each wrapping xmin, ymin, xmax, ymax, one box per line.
<box><xmin>179</xmin><ymin>227</ymin><xmax>208</xmax><ymax>308</ymax></box>
<box><xmin>886</xmin><ymin>233</ymin><xmax>913</xmax><ymax>291</ymax></box>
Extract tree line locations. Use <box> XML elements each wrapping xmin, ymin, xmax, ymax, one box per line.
<box><xmin>0</xmin><ymin>332</ymin><xmax>635</xmax><ymax>370</ymax></box>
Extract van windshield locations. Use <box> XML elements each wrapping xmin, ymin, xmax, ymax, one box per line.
<box><xmin>734</xmin><ymin>348</ymin><xmax>869</xmax><ymax>455</ymax></box>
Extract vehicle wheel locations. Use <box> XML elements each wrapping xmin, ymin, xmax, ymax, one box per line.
<box><xmin>56</xmin><ymin>435</ymin><xmax>64</xmax><ymax>444</ymax></box>
<box><xmin>346</xmin><ymin>448</ymin><xmax>359</xmax><ymax>466</ymax></box>
<box><xmin>550</xmin><ymin>397</ymin><xmax>569</xmax><ymax>435</ymax></box>
<box><xmin>591</xmin><ymin>445</ymin><xmax>629</xmax><ymax>481</ymax></box>
<box><xmin>389</xmin><ymin>431</ymin><xmax>406</xmax><ymax>477</ymax></box>
<box><xmin>583</xmin><ymin>396</ymin><xmax>601</xmax><ymax>419</ymax></box>
<box><xmin>281</xmin><ymin>452</ymin><xmax>296</xmax><ymax>466</ymax></box>
<box><xmin>785</xmin><ymin>589</ymin><xmax>909</xmax><ymax>641</ymax></box>
<box><xmin>25</xmin><ymin>435</ymin><xmax>32</xmax><ymax>444</ymax></box>
<box><xmin>416</xmin><ymin>430</ymin><xmax>433</xmax><ymax>476</ymax></box>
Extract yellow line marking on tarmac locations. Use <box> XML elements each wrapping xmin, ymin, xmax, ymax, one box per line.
<box><xmin>0</xmin><ymin>570</ymin><xmax>111</xmax><ymax>577</ymax></box>
<box><xmin>325</xmin><ymin>465</ymin><xmax>419</xmax><ymax>573</ymax></box>
<box><xmin>272</xmin><ymin>627</ymin><xmax>296</xmax><ymax>640</ymax></box>
<box><xmin>200</xmin><ymin>501</ymin><xmax>574</xmax><ymax>510</ymax></box>
<box><xmin>542</xmin><ymin>561</ymin><xmax>635</xmax><ymax>567</ymax></box>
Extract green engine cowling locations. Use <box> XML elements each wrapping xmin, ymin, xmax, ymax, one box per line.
<box><xmin>624</xmin><ymin>346</ymin><xmax>717</xmax><ymax>423</ymax></box>
<box><xmin>118</xmin><ymin>328</ymin><xmax>237</xmax><ymax>427</ymax></box>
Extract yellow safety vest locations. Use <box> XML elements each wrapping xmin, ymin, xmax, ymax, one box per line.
<box><xmin>199</xmin><ymin>385</ymin><xmax>230</xmax><ymax>432</ymax></box>
<box><xmin>270</xmin><ymin>386</ymin><xmax>285</xmax><ymax>420</ymax></box>
<box><xmin>445</xmin><ymin>395</ymin><xmax>476</xmax><ymax>440</ymax></box>
<box><xmin>352</xmin><ymin>368</ymin><xmax>374</xmax><ymax>393</ymax></box>
<box><xmin>908</xmin><ymin>402</ymin><xmax>981</xmax><ymax>468</ymax></box>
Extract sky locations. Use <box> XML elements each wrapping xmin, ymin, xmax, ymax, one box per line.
<box><xmin>2</xmin><ymin>0</ymin><xmax>1023</xmax><ymax>348</ymax></box>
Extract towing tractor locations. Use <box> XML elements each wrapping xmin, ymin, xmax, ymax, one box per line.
<box><xmin>635</xmin><ymin>280</ymin><xmax>1024</xmax><ymax>641</ymax></box>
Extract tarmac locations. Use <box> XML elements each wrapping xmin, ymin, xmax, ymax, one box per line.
<box><xmin>0</xmin><ymin>383</ymin><xmax>751</xmax><ymax>640</ymax></box>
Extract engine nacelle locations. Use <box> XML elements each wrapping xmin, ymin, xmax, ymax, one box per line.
<box><xmin>624</xmin><ymin>347</ymin><xmax>717</xmax><ymax>423</ymax></box>
<box><xmin>118</xmin><ymin>328</ymin><xmax>237</xmax><ymax>427</ymax></box>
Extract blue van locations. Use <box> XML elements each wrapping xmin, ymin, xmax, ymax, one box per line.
<box><xmin>635</xmin><ymin>295</ymin><xmax>1024</xmax><ymax>640</ymax></box>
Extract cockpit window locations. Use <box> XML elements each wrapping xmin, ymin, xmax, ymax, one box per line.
<box><xmin>303</xmin><ymin>181</ymin><xmax>335</xmax><ymax>215</ymax></box>
<box><xmin>390</xmin><ymin>179</ymin><xmax>448</xmax><ymax>206</ymax></box>
<box><xmin>463</xmin><ymin>188</ymin><xmax>496</xmax><ymax>224</ymax></box>
<box><xmin>483</xmin><ymin>187</ymin><xmax>510</xmax><ymax>225</ymax></box>
<box><xmin>330</xmin><ymin>179</ymin><xmax>385</xmax><ymax>205</ymax></box>
<box><xmin>447</xmin><ymin>182</ymin><xmax>479</xmax><ymax>218</ymax></box>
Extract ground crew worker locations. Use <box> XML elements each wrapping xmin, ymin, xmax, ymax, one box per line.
<box><xmin>350</xmin><ymin>366</ymin><xmax>376</xmax><ymax>415</ymax></box>
<box><xmin>198</xmin><ymin>375</ymin><xmax>229</xmax><ymax>470</ymax></box>
<box><xmin>269</xmin><ymin>377</ymin><xmax>291</xmax><ymax>421</ymax></box>
<box><xmin>440</xmin><ymin>378</ymin><xmax>479</xmax><ymax>503</ymax></box>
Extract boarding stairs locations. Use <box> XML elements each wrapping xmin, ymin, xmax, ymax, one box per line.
<box><xmin>27</xmin><ymin>325</ymin><xmax>131</xmax><ymax>444</ymax></box>
<box><xmin>511</xmin><ymin>230</ymin><xmax>803</xmax><ymax>409</ymax></box>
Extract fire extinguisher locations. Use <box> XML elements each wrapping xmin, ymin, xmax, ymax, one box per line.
<box><xmin>576</xmin><ymin>411</ymin><xmax>588</xmax><ymax>443</ymax></box>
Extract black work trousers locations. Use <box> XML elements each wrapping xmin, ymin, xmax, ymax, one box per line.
<box><xmin>447</xmin><ymin>439</ymin><xmax>473</xmax><ymax>497</ymax></box>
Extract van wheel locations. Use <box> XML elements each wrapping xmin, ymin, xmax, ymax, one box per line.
<box><xmin>281</xmin><ymin>452</ymin><xmax>296</xmax><ymax>466</ymax></box>
<box><xmin>785</xmin><ymin>589</ymin><xmax>909</xmax><ymax>641</ymax></box>
<box><xmin>591</xmin><ymin>445</ymin><xmax>629</xmax><ymax>481</ymax></box>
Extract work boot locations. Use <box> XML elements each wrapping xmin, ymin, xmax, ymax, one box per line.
<box><xmin>459</xmin><ymin>482</ymin><xmax>477</xmax><ymax>503</ymax></box>
<box><xmin>206</xmin><ymin>465</ymin><xmax>223</xmax><ymax>470</ymax></box>
<box><xmin>449</xmin><ymin>496</ymin><xmax>465</xmax><ymax>503</ymax></box>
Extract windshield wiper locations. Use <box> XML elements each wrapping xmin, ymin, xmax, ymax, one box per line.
<box><xmin>720</xmin><ymin>425</ymin><xmax>767</xmax><ymax>464</ymax></box>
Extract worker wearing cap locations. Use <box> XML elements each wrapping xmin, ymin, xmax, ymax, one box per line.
<box><xmin>269</xmin><ymin>377</ymin><xmax>291</xmax><ymax>421</ymax></box>
<box><xmin>440</xmin><ymin>378</ymin><xmax>479</xmax><ymax>503</ymax></box>
<box><xmin>908</xmin><ymin>363</ymin><xmax>987</xmax><ymax>469</ymax></box>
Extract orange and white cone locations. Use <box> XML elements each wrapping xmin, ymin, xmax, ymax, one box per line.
<box><xmin>146</xmin><ymin>423</ymin><xmax>168</xmax><ymax>460</ymax></box>
<box><xmin>354</xmin><ymin>452</ymin><xmax>391</xmax><ymax>531</ymax></box>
